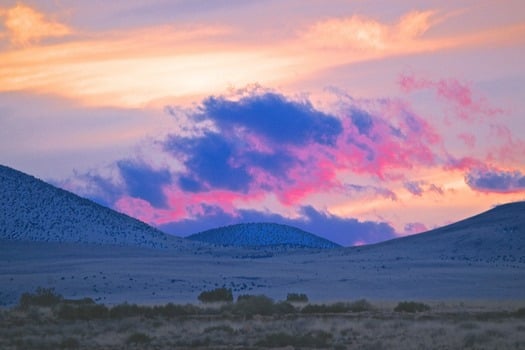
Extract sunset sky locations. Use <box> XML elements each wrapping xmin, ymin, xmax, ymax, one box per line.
<box><xmin>1</xmin><ymin>1</ymin><xmax>524</xmax><ymax>246</ymax></box>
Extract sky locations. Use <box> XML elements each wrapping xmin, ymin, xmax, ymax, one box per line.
<box><xmin>1</xmin><ymin>0</ymin><xmax>524</xmax><ymax>246</ymax></box>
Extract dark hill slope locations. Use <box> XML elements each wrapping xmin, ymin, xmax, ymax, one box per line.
<box><xmin>0</xmin><ymin>165</ymin><xmax>196</xmax><ymax>250</ymax></box>
<box><xmin>187</xmin><ymin>222</ymin><xmax>341</xmax><ymax>249</ymax></box>
<box><xmin>358</xmin><ymin>201</ymin><xmax>525</xmax><ymax>263</ymax></box>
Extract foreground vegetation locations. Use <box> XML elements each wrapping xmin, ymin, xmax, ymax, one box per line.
<box><xmin>1</xmin><ymin>288</ymin><xmax>524</xmax><ymax>349</ymax></box>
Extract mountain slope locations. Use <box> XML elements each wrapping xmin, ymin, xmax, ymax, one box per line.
<box><xmin>187</xmin><ymin>222</ymin><xmax>341</xmax><ymax>249</ymax></box>
<box><xmin>358</xmin><ymin>201</ymin><xmax>525</xmax><ymax>262</ymax></box>
<box><xmin>0</xmin><ymin>165</ymin><xmax>195</xmax><ymax>250</ymax></box>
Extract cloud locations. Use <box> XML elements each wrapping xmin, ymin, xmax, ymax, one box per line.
<box><xmin>58</xmin><ymin>89</ymin><xmax>462</xmax><ymax>245</ymax></box>
<box><xmin>302</xmin><ymin>10</ymin><xmax>437</xmax><ymax>50</ymax></box>
<box><xmin>0</xmin><ymin>4</ymin><xmax>71</xmax><ymax>46</ymax></box>
<box><xmin>399</xmin><ymin>74</ymin><xmax>504</xmax><ymax>121</ymax></box>
<box><xmin>117</xmin><ymin>160</ymin><xmax>172</xmax><ymax>208</ymax></box>
<box><xmin>164</xmin><ymin>92</ymin><xmax>343</xmax><ymax>199</ymax></box>
<box><xmin>159</xmin><ymin>205</ymin><xmax>397</xmax><ymax>247</ymax></box>
<box><xmin>465</xmin><ymin>168</ymin><xmax>525</xmax><ymax>193</ymax></box>
<box><xmin>404</xmin><ymin>181</ymin><xmax>424</xmax><ymax>196</ymax></box>
<box><xmin>404</xmin><ymin>222</ymin><xmax>428</xmax><ymax>235</ymax></box>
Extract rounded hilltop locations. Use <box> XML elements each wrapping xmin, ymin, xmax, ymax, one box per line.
<box><xmin>187</xmin><ymin>222</ymin><xmax>340</xmax><ymax>249</ymax></box>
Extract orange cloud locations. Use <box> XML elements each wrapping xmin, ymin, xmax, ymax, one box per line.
<box><xmin>1</xmin><ymin>7</ymin><xmax>524</xmax><ymax>108</ymax></box>
<box><xmin>301</xmin><ymin>10</ymin><xmax>437</xmax><ymax>50</ymax></box>
<box><xmin>0</xmin><ymin>3</ymin><xmax>71</xmax><ymax>46</ymax></box>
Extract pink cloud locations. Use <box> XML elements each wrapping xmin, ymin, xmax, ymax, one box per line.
<box><xmin>399</xmin><ymin>74</ymin><xmax>504</xmax><ymax>121</ymax></box>
<box><xmin>458</xmin><ymin>133</ymin><xmax>476</xmax><ymax>148</ymax></box>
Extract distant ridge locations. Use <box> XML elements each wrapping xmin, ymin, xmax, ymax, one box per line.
<box><xmin>187</xmin><ymin>222</ymin><xmax>341</xmax><ymax>249</ymax></box>
<box><xmin>366</xmin><ymin>201</ymin><xmax>525</xmax><ymax>262</ymax></box>
<box><xmin>0</xmin><ymin>164</ymin><xmax>195</xmax><ymax>250</ymax></box>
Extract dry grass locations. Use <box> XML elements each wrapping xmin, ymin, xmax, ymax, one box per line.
<box><xmin>0</xmin><ymin>301</ymin><xmax>524</xmax><ymax>349</ymax></box>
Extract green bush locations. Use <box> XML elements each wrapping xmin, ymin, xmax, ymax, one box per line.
<box><xmin>348</xmin><ymin>299</ymin><xmax>374</xmax><ymax>312</ymax></box>
<box><xmin>231</xmin><ymin>294</ymin><xmax>275</xmax><ymax>316</ymax></box>
<box><xmin>56</xmin><ymin>303</ymin><xmax>109</xmax><ymax>320</ymax></box>
<box><xmin>256</xmin><ymin>331</ymin><xmax>332</xmax><ymax>348</ymax></box>
<box><xmin>62</xmin><ymin>297</ymin><xmax>95</xmax><ymax>306</ymax></box>
<box><xmin>126</xmin><ymin>332</ymin><xmax>152</xmax><ymax>345</ymax></box>
<box><xmin>19</xmin><ymin>287</ymin><xmax>63</xmax><ymax>309</ymax></box>
<box><xmin>198</xmin><ymin>288</ymin><xmax>233</xmax><ymax>303</ymax></box>
<box><xmin>151</xmin><ymin>303</ymin><xmax>202</xmax><ymax>318</ymax></box>
<box><xmin>60</xmin><ymin>337</ymin><xmax>80</xmax><ymax>349</ymax></box>
<box><xmin>286</xmin><ymin>293</ymin><xmax>309</xmax><ymax>303</ymax></box>
<box><xmin>394</xmin><ymin>301</ymin><xmax>431</xmax><ymax>313</ymax></box>
<box><xmin>219</xmin><ymin>295</ymin><xmax>296</xmax><ymax>317</ymax></box>
<box><xmin>273</xmin><ymin>301</ymin><xmax>297</xmax><ymax>315</ymax></box>
<box><xmin>109</xmin><ymin>303</ymin><xmax>146</xmax><ymax>319</ymax></box>
<box><xmin>301</xmin><ymin>302</ymin><xmax>351</xmax><ymax>314</ymax></box>
<box><xmin>203</xmin><ymin>325</ymin><xmax>235</xmax><ymax>335</ymax></box>
<box><xmin>514</xmin><ymin>307</ymin><xmax>525</xmax><ymax>318</ymax></box>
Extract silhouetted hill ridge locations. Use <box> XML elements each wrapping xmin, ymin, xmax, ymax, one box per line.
<box><xmin>0</xmin><ymin>164</ymin><xmax>196</xmax><ymax>250</ymax></box>
<box><xmin>187</xmin><ymin>222</ymin><xmax>341</xmax><ymax>249</ymax></box>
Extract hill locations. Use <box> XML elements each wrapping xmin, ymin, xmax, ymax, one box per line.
<box><xmin>356</xmin><ymin>201</ymin><xmax>525</xmax><ymax>263</ymax></box>
<box><xmin>0</xmin><ymin>164</ymin><xmax>196</xmax><ymax>250</ymax></box>
<box><xmin>187</xmin><ymin>222</ymin><xmax>341</xmax><ymax>249</ymax></box>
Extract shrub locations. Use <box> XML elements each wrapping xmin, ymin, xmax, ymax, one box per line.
<box><xmin>198</xmin><ymin>288</ymin><xmax>233</xmax><ymax>303</ymax></box>
<box><xmin>126</xmin><ymin>332</ymin><xmax>152</xmax><ymax>345</ymax></box>
<box><xmin>256</xmin><ymin>331</ymin><xmax>332</xmax><ymax>348</ymax></box>
<box><xmin>151</xmin><ymin>303</ymin><xmax>202</xmax><ymax>318</ymax></box>
<box><xmin>286</xmin><ymin>293</ymin><xmax>309</xmax><ymax>303</ymax></box>
<box><xmin>514</xmin><ymin>307</ymin><xmax>525</xmax><ymax>318</ymax></box>
<box><xmin>56</xmin><ymin>303</ymin><xmax>109</xmax><ymax>320</ymax></box>
<box><xmin>273</xmin><ymin>301</ymin><xmax>297</xmax><ymax>315</ymax></box>
<box><xmin>394</xmin><ymin>301</ymin><xmax>430</xmax><ymax>313</ymax></box>
<box><xmin>109</xmin><ymin>303</ymin><xmax>146</xmax><ymax>319</ymax></box>
<box><xmin>301</xmin><ymin>302</ymin><xmax>351</xmax><ymax>314</ymax></box>
<box><xmin>19</xmin><ymin>287</ymin><xmax>63</xmax><ymax>309</ymax></box>
<box><xmin>60</xmin><ymin>337</ymin><xmax>80</xmax><ymax>349</ymax></box>
<box><xmin>62</xmin><ymin>297</ymin><xmax>95</xmax><ymax>306</ymax></box>
<box><xmin>231</xmin><ymin>294</ymin><xmax>275</xmax><ymax>316</ymax></box>
<box><xmin>203</xmin><ymin>325</ymin><xmax>235</xmax><ymax>335</ymax></box>
<box><xmin>348</xmin><ymin>299</ymin><xmax>374</xmax><ymax>312</ymax></box>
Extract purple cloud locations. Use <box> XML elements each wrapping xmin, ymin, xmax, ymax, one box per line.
<box><xmin>466</xmin><ymin>168</ymin><xmax>525</xmax><ymax>193</ymax></box>
<box><xmin>404</xmin><ymin>180</ymin><xmax>424</xmax><ymax>196</ymax></box>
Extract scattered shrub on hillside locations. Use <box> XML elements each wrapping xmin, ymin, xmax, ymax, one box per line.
<box><xmin>286</xmin><ymin>293</ymin><xmax>309</xmax><ymax>303</ymax></box>
<box><xmin>198</xmin><ymin>287</ymin><xmax>233</xmax><ymax>303</ymax></box>
<box><xmin>256</xmin><ymin>331</ymin><xmax>332</xmax><ymax>348</ymax></box>
<box><xmin>19</xmin><ymin>287</ymin><xmax>63</xmax><ymax>309</ymax></box>
<box><xmin>394</xmin><ymin>301</ymin><xmax>430</xmax><ymax>313</ymax></box>
<box><xmin>126</xmin><ymin>332</ymin><xmax>152</xmax><ymax>345</ymax></box>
